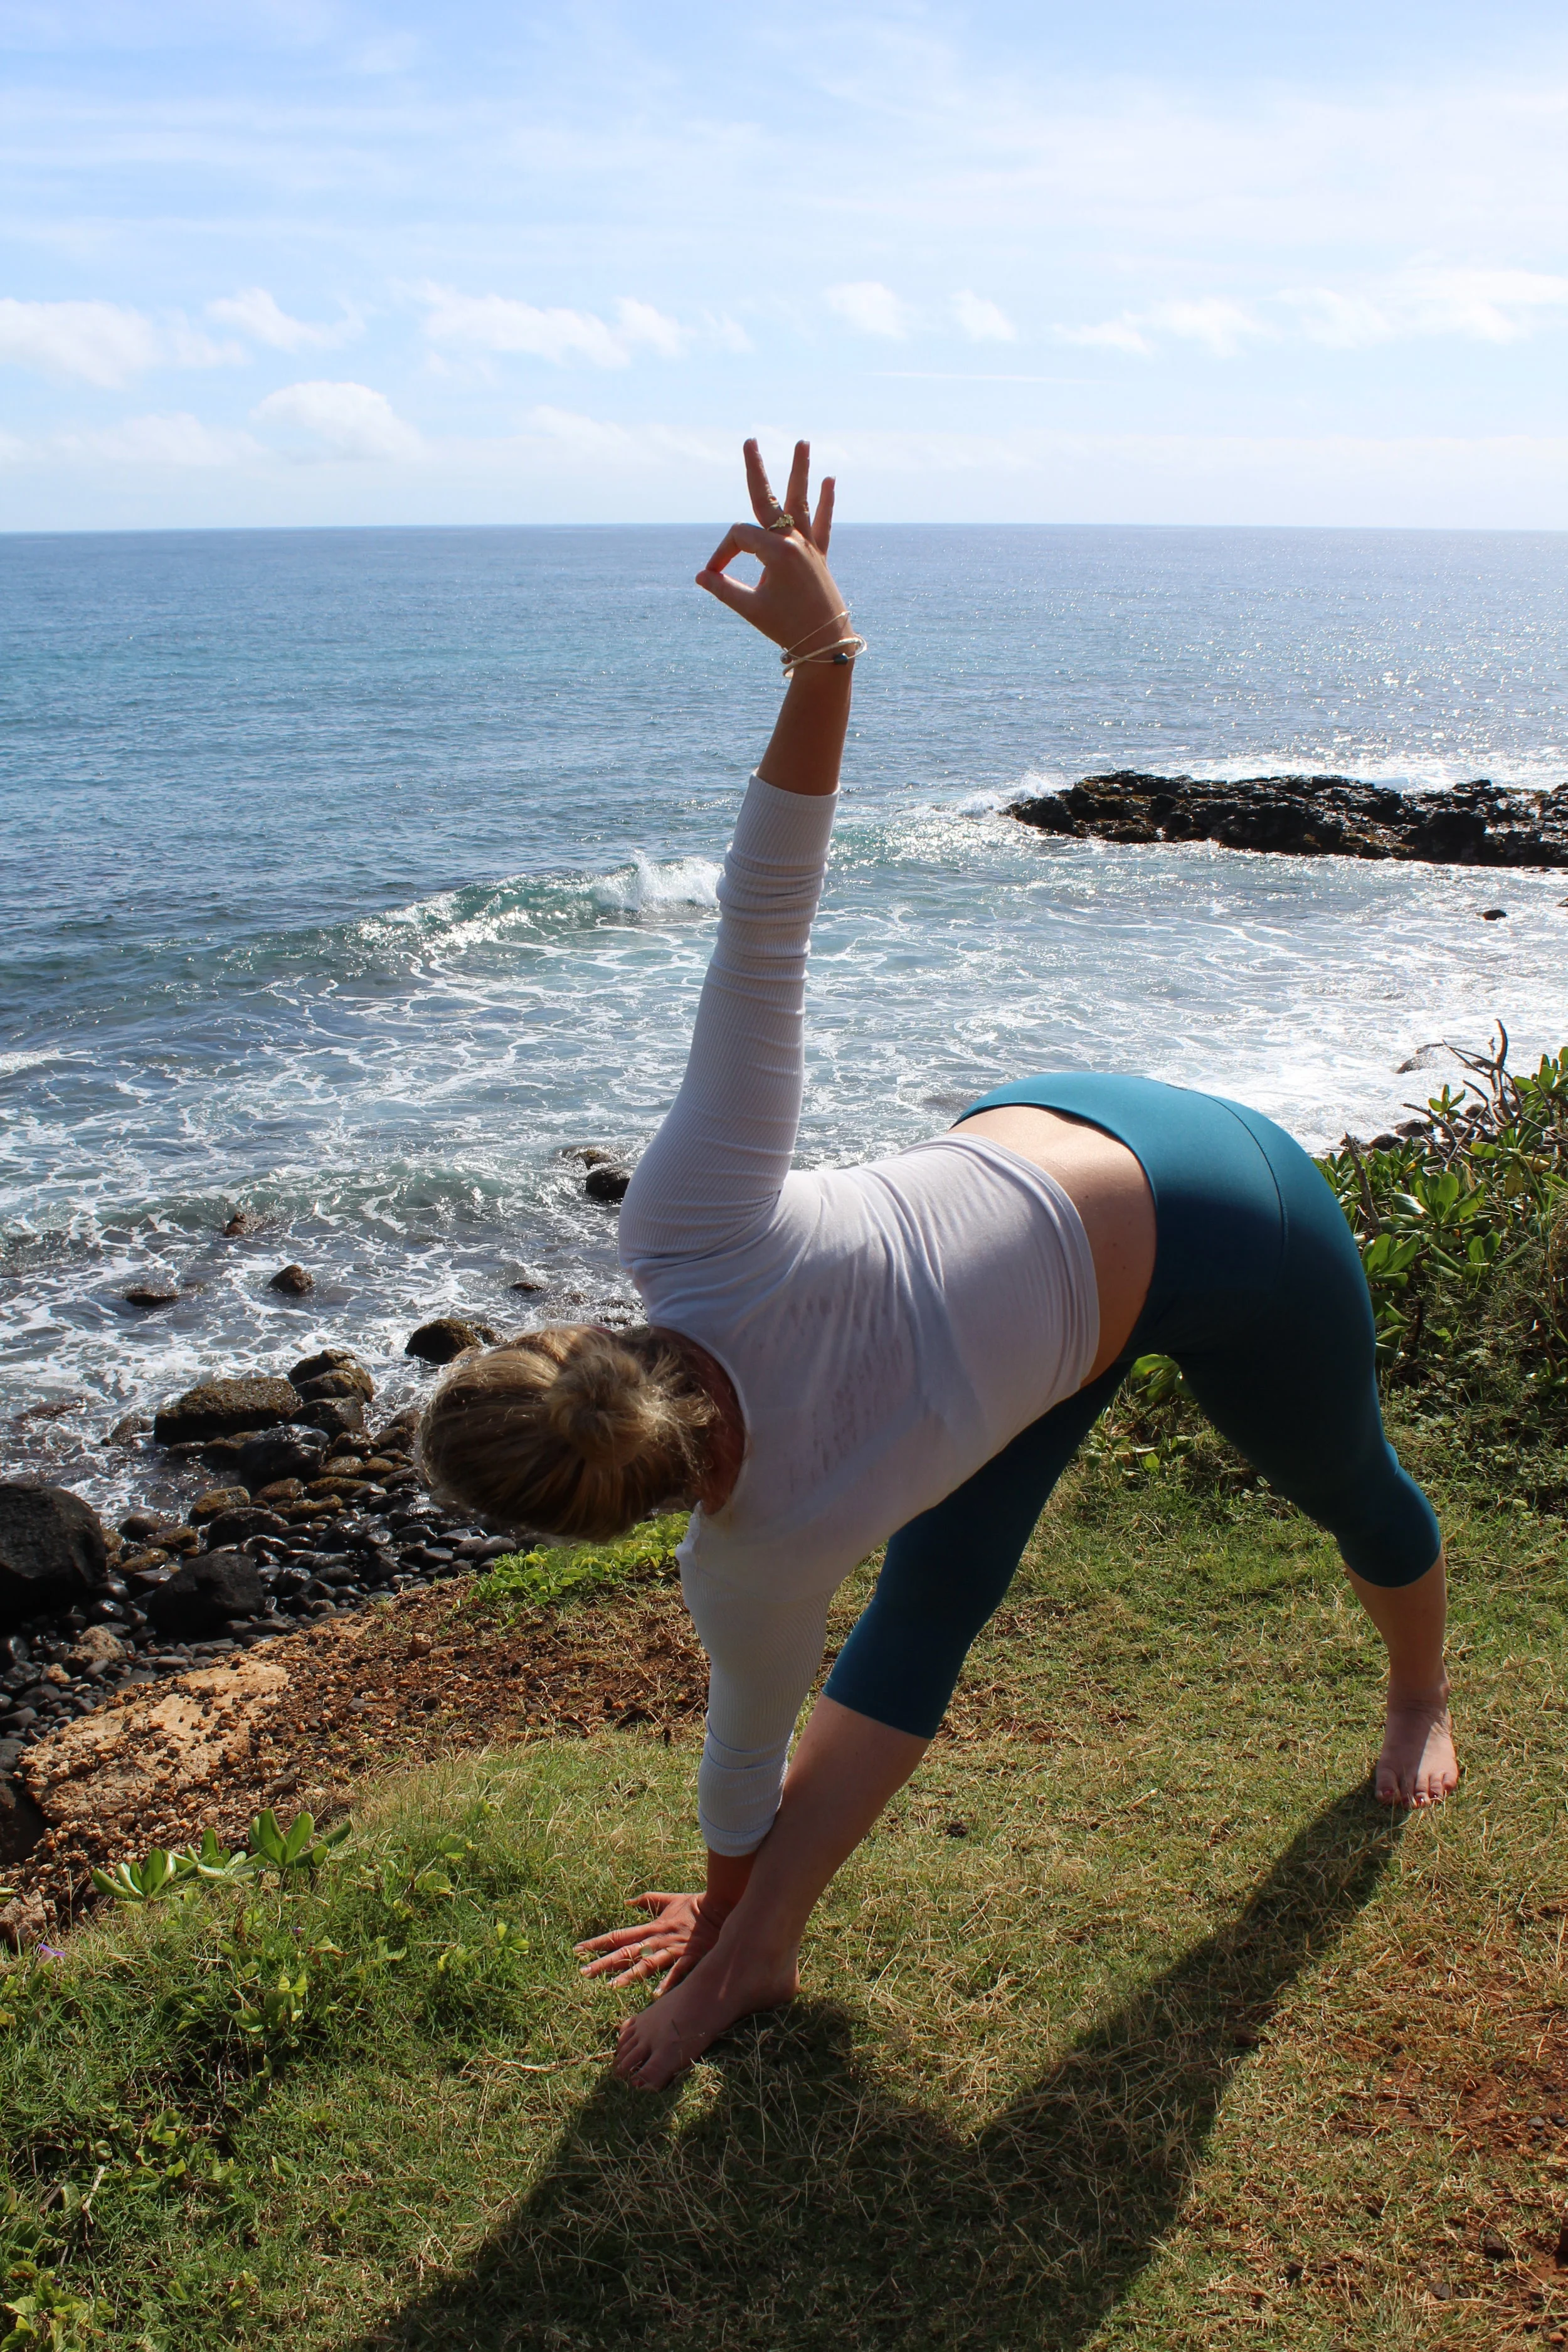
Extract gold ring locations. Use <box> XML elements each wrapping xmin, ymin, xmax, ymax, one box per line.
<box><xmin>766</xmin><ymin>504</ymin><xmax>795</xmax><ymax>533</ymax></box>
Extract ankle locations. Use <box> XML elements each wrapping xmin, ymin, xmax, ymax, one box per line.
<box><xmin>1386</xmin><ymin>1670</ymin><xmax>1449</xmax><ymax>1710</ymax></box>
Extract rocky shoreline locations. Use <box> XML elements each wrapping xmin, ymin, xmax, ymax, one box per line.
<box><xmin>1007</xmin><ymin>772</ymin><xmax>1568</xmax><ymax>867</ymax></box>
<box><xmin>1</xmin><ymin>1333</ymin><xmax>521</xmax><ymax>1897</ymax></box>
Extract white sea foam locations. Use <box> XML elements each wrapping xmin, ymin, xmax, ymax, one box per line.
<box><xmin>594</xmin><ymin>852</ymin><xmax>723</xmax><ymax>916</ymax></box>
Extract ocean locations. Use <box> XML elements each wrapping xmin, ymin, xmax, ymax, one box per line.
<box><xmin>4</xmin><ymin>522</ymin><xmax>1565</xmax><ymax>1513</ymax></box>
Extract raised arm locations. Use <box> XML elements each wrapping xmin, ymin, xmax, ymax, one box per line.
<box><xmin>618</xmin><ymin>442</ymin><xmax>857</xmax><ymax>1263</ymax></box>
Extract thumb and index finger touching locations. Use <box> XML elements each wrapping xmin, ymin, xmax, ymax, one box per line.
<box><xmin>696</xmin><ymin>437</ymin><xmax>837</xmax><ymax>616</ymax></box>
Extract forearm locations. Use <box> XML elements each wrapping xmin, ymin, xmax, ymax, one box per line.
<box><xmin>755</xmin><ymin>662</ymin><xmax>852</xmax><ymax>798</ymax></box>
<box><xmin>704</xmin><ymin>1848</ymin><xmax>756</xmax><ymax>1910</ymax></box>
<box><xmin>719</xmin><ymin>1695</ymin><xmax>930</xmax><ymax>1953</ymax></box>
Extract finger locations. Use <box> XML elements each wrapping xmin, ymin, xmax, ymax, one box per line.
<box><xmin>744</xmin><ymin>438</ymin><xmax>780</xmax><ymax>528</ymax></box>
<box><xmin>703</xmin><ymin>521</ymin><xmax>778</xmax><ymax>573</ymax></box>
<box><xmin>574</xmin><ymin>1924</ymin><xmax>657</xmax><ymax>1952</ymax></box>
<box><xmin>630</xmin><ymin>1892</ymin><xmax>679</xmax><ymax>1914</ymax></box>
<box><xmin>610</xmin><ymin>1951</ymin><xmax>673</xmax><ymax>1988</ymax></box>
<box><xmin>697</xmin><ymin>568</ymin><xmax>761</xmax><ymax>619</ymax></box>
<box><xmin>810</xmin><ymin>475</ymin><xmax>835</xmax><ymax>553</ymax></box>
<box><xmin>783</xmin><ymin>438</ymin><xmax>811</xmax><ymax>531</ymax></box>
<box><xmin>583</xmin><ymin>1929</ymin><xmax>667</xmax><ymax>1966</ymax></box>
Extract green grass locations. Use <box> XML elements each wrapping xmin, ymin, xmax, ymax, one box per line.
<box><xmin>4</xmin><ymin>1459</ymin><xmax>1565</xmax><ymax>2351</ymax></box>
<box><xmin>467</xmin><ymin>1515</ymin><xmax>687</xmax><ymax>1614</ymax></box>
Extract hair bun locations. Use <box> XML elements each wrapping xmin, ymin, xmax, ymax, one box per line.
<box><xmin>545</xmin><ymin>1346</ymin><xmax>663</xmax><ymax>1469</ymax></box>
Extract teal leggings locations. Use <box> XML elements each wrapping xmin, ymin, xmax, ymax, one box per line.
<box><xmin>823</xmin><ymin>1074</ymin><xmax>1442</xmax><ymax>1741</ymax></box>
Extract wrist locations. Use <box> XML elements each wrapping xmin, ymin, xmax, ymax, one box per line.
<box><xmin>704</xmin><ymin>1848</ymin><xmax>756</xmax><ymax>1909</ymax></box>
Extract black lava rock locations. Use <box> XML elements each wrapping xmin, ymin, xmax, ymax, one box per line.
<box><xmin>584</xmin><ymin>1163</ymin><xmax>632</xmax><ymax>1202</ymax></box>
<box><xmin>289</xmin><ymin>1350</ymin><xmax>374</xmax><ymax>1400</ymax></box>
<box><xmin>122</xmin><ymin>1281</ymin><xmax>179</xmax><ymax>1309</ymax></box>
<box><xmin>144</xmin><ymin>1550</ymin><xmax>267</xmax><ymax>1640</ymax></box>
<box><xmin>200</xmin><ymin>1507</ymin><xmax>290</xmax><ymax>1549</ymax></box>
<box><xmin>0</xmin><ymin>1775</ymin><xmax>46</xmax><ymax>1866</ymax></box>
<box><xmin>268</xmin><ymin>1263</ymin><xmax>315</xmax><ymax>1295</ymax></box>
<box><xmin>231</xmin><ymin>1429</ymin><xmax>328</xmax><ymax>1490</ymax></box>
<box><xmin>152</xmin><ymin>1375</ymin><xmax>301</xmax><ymax>1446</ymax></box>
<box><xmin>295</xmin><ymin>1396</ymin><xmax>366</xmax><ymax>1439</ymax></box>
<box><xmin>1007</xmin><ymin>773</ymin><xmax>1568</xmax><ymax>867</ymax></box>
<box><xmin>0</xmin><ymin>1485</ymin><xmax>109</xmax><ymax>1633</ymax></box>
<box><xmin>404</xmin><ymin>1318</ymin><xmax>498</xmax><ymax>1365</ymax></box>
<box><xmin>295</xmin><ymin>1370</ymin><xmax>367</xmax><ymax>1402</ymax></box>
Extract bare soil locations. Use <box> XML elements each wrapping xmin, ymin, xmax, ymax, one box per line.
<box><xmin>10</xmin><ymin>1582</ymin><xmax>706</xmax><ymax>1924</ymax></box>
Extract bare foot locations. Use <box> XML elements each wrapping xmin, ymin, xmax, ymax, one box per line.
<box><xmin>1375</xmin><ymin>1681</ymin><xmax>1458</xmax><ymax>1806</ymax></box>
<box><xmin>613</xmin><ymin>1940</ymin><xmax>799</xmax><ymax>2092</ymax></box>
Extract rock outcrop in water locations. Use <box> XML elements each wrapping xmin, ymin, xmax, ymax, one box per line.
<box><xmin>1007</xmin><ymin>773</ymin><xmax>1568</xmax><ymax>867</ymax></box>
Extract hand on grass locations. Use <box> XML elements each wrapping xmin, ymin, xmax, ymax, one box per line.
<box><xmin>575</xmin><ymin>1889</ymin><xmax>728</xmax><ymax>1992</ymax></box>
<box><xmin>697</xmin><ymin>438</ymin><xmax>845</xmax><ymax>658</ymax></box>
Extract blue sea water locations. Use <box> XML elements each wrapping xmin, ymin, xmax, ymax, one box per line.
<box><xmin>3</xmin><ymin>523</ymin><xmax>1566</xmax><ymax>1510</ymax></box>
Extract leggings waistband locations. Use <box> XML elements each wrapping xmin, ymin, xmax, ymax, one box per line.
<box><xmin>957</xmin><ymin>1071</ymin><xmax>1310</xmax><ymax>1359</ymax></box>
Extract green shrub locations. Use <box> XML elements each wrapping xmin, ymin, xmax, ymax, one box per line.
<box><xmin>467</xmin><ymin>1513</ymin><xmax>687</xmax><ymax>1613</ymax></box>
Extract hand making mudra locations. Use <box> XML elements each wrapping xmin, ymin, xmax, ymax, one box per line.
<box><xmin>418</xmin><ymin>438</ymin><xmax>1456</xmax><ymax>2092</ymax></box>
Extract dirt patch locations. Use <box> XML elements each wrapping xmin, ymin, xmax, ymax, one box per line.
<box><xmin>11</xmin><ymin>1582</ymin><xmax>706</xmax><ymax>1924</ymax></box>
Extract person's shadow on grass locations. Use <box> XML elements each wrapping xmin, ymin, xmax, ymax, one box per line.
<box><xmin>354</xmin><ymin>1784</ymin><xmax>1402</xmax><ymax>2350</ymax></box>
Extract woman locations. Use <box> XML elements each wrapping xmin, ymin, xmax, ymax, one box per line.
<box><xmin>420</xmin><ymin>440</ymin><xmax>1456</xmax><ymax>2094</ymax></box>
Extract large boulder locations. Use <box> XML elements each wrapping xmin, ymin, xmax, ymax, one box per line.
<box><xmin>0</xmin><ymin>1485</ymin><xmax>108</xmax><ymax>1631</ymax></box>
<box><xmin>152</xmin><ymin>1375</ymin><xmax>300</xmax><ymax>1447</ymax></box>
<box><xmin>405</xmin><ymin>1317</ymin><xmax>498</xmax><ymax>1365</ymax></box>
<box><xmin>144</xmin><ymin>1550</ymin><xmax>267</xmax><ymax>1640</ymax></box>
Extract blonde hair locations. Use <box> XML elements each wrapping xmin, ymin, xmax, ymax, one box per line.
<box><xmin>415</xmin><ymin>1324</ymin><xmax>718</xmax><ymax>1544</ymax></box>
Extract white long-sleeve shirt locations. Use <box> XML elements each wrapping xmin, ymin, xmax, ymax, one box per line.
<box><xmin>618</xmin><ymin>777</ymin><xmax>1098</xmax><ymax>1853</ymax></box>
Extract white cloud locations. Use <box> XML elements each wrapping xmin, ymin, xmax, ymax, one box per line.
<box><xmin>0</xmin><ymin>299</ymin><xmax>246</xmax><ymax>384</ymax></box>
<box><xmin>612</xmin><ymin>297</ymin><xmax>684</xmax><ymax>359</ymax></box>
<box><xmin>517</xmin><ymin>406</ymin><xmax>730</xmax><ymax>467</ymax></box>
<box><xmin>1054</xmin><ymin>299</ymin><xmax>1269</xmax><ymax>358</ymax></box>
<box><xmin>1288</xmin><ymin>266</ymin><xmax>1568</xmax><ymax>347</ymax></box>
<box><xmin>49</xmin><ymin>413</ymin><xmax>265</xmax><ymax>467</ymax></box>
<box><xmin>704</xmin><ymin>312</ymin><xmax>754</xmax><ymax>354</ymax></box>
<box><xmin>416</xmin><ymin>285</ymin><xmax>686</xmax><ymax>367</ymax></box>
<box><xmin>208</xmin><ymin>288</ymin><xmax>360</xmax><ymax>351</ymax></box>
<box><xmin>1147</xmin><ymin>299</ymin><xmax>1271</xmax><ymax>357</ymax></box>
<box><xmin>0</xmin><ymin>299</ymin><xmax>156</xmax><ymax>386</ymax></box>
<box><xmin>825</xmin><ymin>280</ymin><xmax>910</xmax><ymax>339</ymax></box>
<box><xmin>1053</xmin><ymin>315</ymin><xmax>1152</xmax><ymax>356</ymax></box>
<box><xmin>252</xmin><ymin>380</ymin><xmax>421</xmax><ymax>460</ymax></box>
<box><xmin>953</xmin><ymin>290</ymin><xmax>1017</xmax><ymax>344</ymax></box>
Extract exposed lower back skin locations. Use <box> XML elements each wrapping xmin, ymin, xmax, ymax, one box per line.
<box><xmin>955</xmin><ymin>1104</ymin><xmax>1156</xmax><ymax>1380</ymax></box>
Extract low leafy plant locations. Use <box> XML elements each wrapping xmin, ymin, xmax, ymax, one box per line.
<box><xmin>469</xmin><ymin>1513</ymin><xmax>687</xmax><ymax>1614</ymax></box>
<box><xmin>1</xmin><ymin>2263</ymin><xmax>95</xmax><ymax>2350</ymax></box>
<box><xmin>89</xmin><ymin>1813</ymin><xmax>349</xmax><ymax>1910</ymax></box>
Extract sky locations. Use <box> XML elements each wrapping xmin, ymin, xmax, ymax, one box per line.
<box><xmin>1</xmin><ymin>0</ymin><xmax>1565</xmax><ymax>531</ymax></box>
